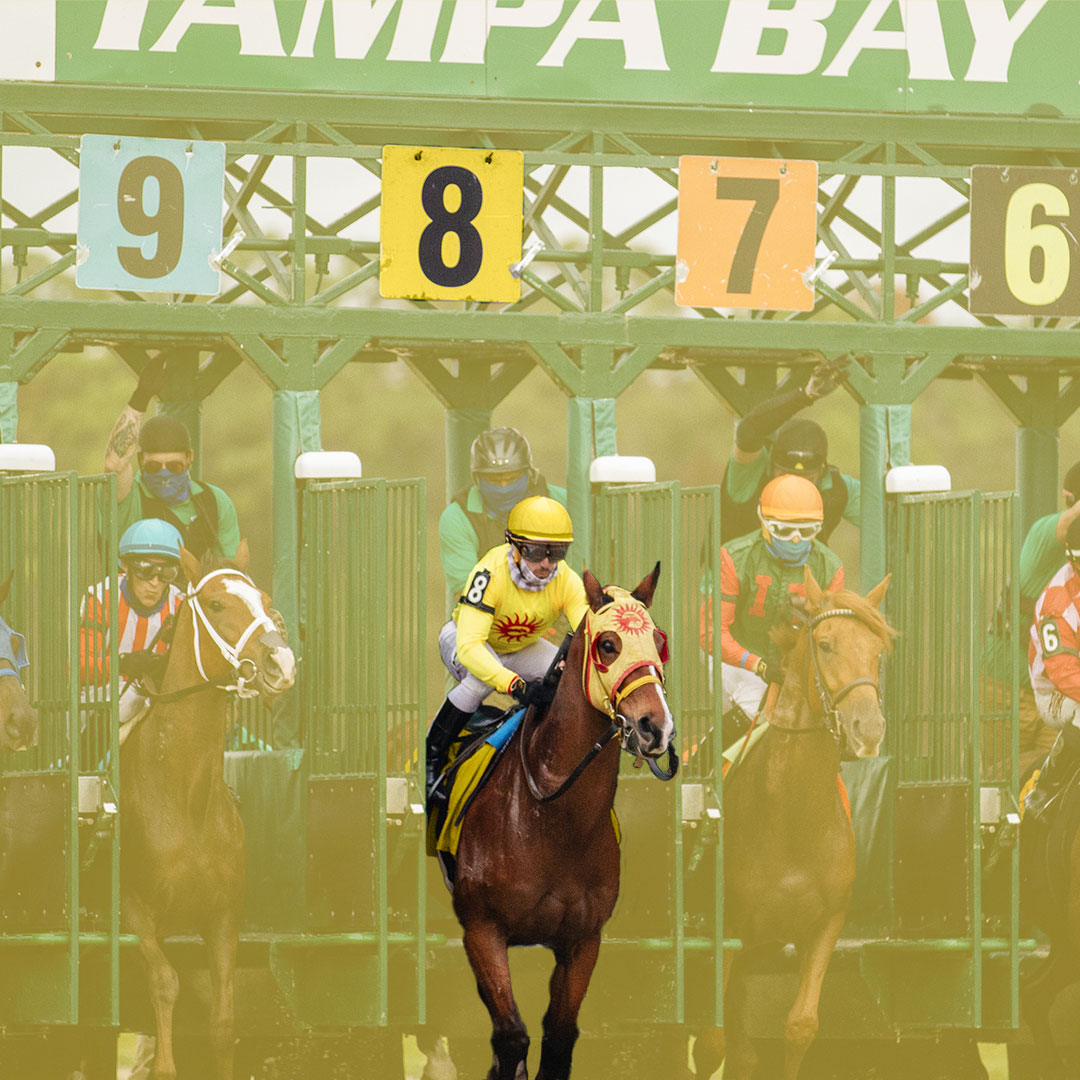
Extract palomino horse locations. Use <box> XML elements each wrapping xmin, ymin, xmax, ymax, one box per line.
<box><xmin>0</xmin><ymin>570</ymin><xmax>37</xmax><ymax>752</ymax></box>
<box><xmin>450</xmin><ymin>565</ymin><xmax>674</xmax><ymax>1080</ymax></box>
<box><xmin>694</xmin><ymin>567</ymin><xmax>892</xmax><ymax>1080</ymax></box>
<box><xmin>121</xmin><ymin>543</ymin><xmax>294</xmax><ymax>1080</ymax></box>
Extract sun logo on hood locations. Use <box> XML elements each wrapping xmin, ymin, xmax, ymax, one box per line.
<box><xmin>611</xmin><ymin>603</ymin><xmax>649</xmax><ymax>635</ymax></box>
<box><xmin>493</xmin><ymin>612</ymin><xmax>544</xmax><ymax>643</ymax></box>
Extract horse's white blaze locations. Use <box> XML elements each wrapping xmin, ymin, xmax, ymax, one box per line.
<box><xmin>271</xmin><ymin>645</ymin><xmax>296</xmax><ymax>686</ymax></box>
<box><xmin>222</xmin><ymin>577</ymin><xmax>296</xmax><ymax>685</ymax></box>
<box><xmin>650</xmin><ymin>665</ymin><xmax>675</xmax><ymax>745</ymax></box>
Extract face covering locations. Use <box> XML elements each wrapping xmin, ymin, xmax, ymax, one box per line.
<box><xmin>765</xmin><ymin>535</ymin><xmax>813</xmax><ymax>566</ymax></box>
<box><xmin>507</xmin><ymin>548</ymin><xmax>560</xmax><ymax>592</ymax></box>
<box><xmin>478</xmin><ymin>474</ymin><xmax>530</xmax><ymax>518</ymax></box>
<box><xmin>142</xmin><ymin>468</ymin><xmax>191</xmax><ymax>505</ymax></box>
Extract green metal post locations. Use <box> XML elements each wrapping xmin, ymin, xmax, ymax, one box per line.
<box><xmin>0</xmin><ymin>381</ymin><xmax>17</xmax><ymax>442</ymax></box>
<box><xmin>445</xmin><ymin>407</ymin><xmax>490</xmax><ymax>502</ymax></box>
<box><xmin>272</xmin><ymin>385</ymin><xmax>322</xmax><ymax>746</ymax></box>
<box><xmin>859</xmin><ymin>403</ymin><xmax>911</xmax><ymax>592</ymax></box>
<box><xmin>1016</xmin><ymin>423</ymin><xmax>1058</xmax><ymax>537</ymax></box>
<box><xmin>568</xmin><ymin>396</ymin><xmax>617</xmax><ymax>572</ymax></box>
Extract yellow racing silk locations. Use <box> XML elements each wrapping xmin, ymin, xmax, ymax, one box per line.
<box><xmin>453</xmin><ymin>544</ymin><xmax>589</xmax><ymax>695</ymax></box>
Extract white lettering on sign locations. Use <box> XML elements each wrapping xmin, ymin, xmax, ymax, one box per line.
<box><xmin>964</xmin><ymin>0</ymin><xmax>1048</xmax><ymax>82</ymax></box>
<box><xmin>386</xmin><ymin>0</ymin><xmax>444</xmax><ymax>62</ymax></box>
<box><xmin>93</xmin><ymin>0</ymin><xmax>150</xmax><ymax>51</ymax></box>
<box><xmin>441</xmin><ymin>0</ymin><xmax>565</xmax><ymax>66</ymax></box>
<box><xmin>292</xmin><ymin>0</ymin><xmax>397</xmax><ymax>60</ymax></box>
<box><xmin>824</xmin><ymin>0</ymin><xmax>951</xmax><ymax>80</ymax></box>
<box><xmin>713</xmin><ymin>0</ymin><xmax>835</xmax><ymax>76</ymax></box>
<box><xmin>537</xmin><ymin>0</ymin><xmax>668</xmax><ymax>71</ymax></box>
<box><xmin>151</xmin><ymin>0</ymin><xmax>287</xmax><ymax>57</ymax></box>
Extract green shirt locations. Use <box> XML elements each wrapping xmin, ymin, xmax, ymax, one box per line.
<box><xmin>119</xmin><ymin>475</ymin><xmax>240</xmax><ymax>560</ymax></box>
<box><xmin>1019</xmin><ymin>510</ymin><xmax>1066</xmax><ymax>603</ymax></box>
<box><xmin>438</xmin><ymin>482</ymin><xmax>567</xmax><ymax>597</ymax></box>
<box><xmin>725</xmin><ymin>449</ymin><xmax>861</xmax><ymax>528</ymax></box>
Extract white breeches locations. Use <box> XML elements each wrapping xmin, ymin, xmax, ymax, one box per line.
<box><xmin>1035</xmin><ymin>689</ymin><xmax>1080</xmax><ymax>731</ymax></box>
<box><xmin>439</xmin><ymin>620</ymin><xmax>558</xmax><ymax>713</ymax></box>
<box><xmin>720</xmin><ymin>661</ymin><xmax>768</xmax><ymax>718</ymax></box>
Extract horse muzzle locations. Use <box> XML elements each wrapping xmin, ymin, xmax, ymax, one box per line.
<box><xmin>251</xmin><ymin>632</ymin><xmax>296</xmax><ymax>698</ymax></box>
<box><xmin>3</xmin><ymin>700</ymin><xmax>37</xmax><ymax>751</ymax></box>
<box><xmin>842</xmin><ymin>699</ymin><xmax>886</xmax><ymax>760</ymax></box>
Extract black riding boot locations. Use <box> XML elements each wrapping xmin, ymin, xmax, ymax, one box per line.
<box><xmin>1027</xmin><ymin>723</ymin><xmax>1080</xmax><ymax>822</ymax></box>
<box><xmin>425</xmin><ymin>699</ymin><xmax>472</xmax><ymax>813</ymax></box>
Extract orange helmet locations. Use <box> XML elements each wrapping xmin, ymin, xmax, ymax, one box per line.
<box><xmin>758</xmin><ymin>474</ymin><xmax>823</xmax><ymax>522</ymax></box>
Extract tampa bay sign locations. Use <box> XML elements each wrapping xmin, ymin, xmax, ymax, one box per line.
<box><xmin>1</xmin><ymin>0</ymin><xmax>1076</xmax><ymax>117</ymax></box>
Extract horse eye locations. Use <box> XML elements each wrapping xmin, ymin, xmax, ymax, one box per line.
<box><xmin>601</xmin><ymin>640</ymin><xmax>617</xmax><ymax>654</ymax></box>
<box><xmin>817</xmin><ymin>639</ymin><xmax>832</xmax><ymax>654</ymax></box>
<box><xmin>208</xmin><ymin>600</ymin><xmax>226</xmax><ymax>614</ymax></box>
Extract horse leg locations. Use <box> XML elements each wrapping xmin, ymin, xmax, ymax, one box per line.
<box><xmin>783</xmin><ymin>910</ymin><xmax>846</xmax><ymax>1080</ymax></box>
<box><xmin>692</xmin><ymin>949</ymin><xmax>737</xmax><ymax>1080</ymax></box>
<box><xmin>1022</xmin><ymin>944</ymin><xmax>1076</xmax><ymax>1079</ymax></box>
<box><xmin>535</xmin><ymin>933</ymin><xmax>600</xmax><ymax>1080</ymax></box>
<box><xmin>127</xmin><ymin>899</ymin><xmax>180</xmax><ymax>1080</ymax></box>
<box><xmin>463</xmin><ymin>922</ymin><xmax>529</xmax><ymax>1080</ymax></box>
<box><xmin>204</xmin><ymin>914</ymin><xmax>239</xmax><ymax>1080</ymax></box>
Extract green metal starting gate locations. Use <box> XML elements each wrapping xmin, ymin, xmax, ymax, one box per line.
<box><xmin>0</xmin><ymin>471</ymin><xmax>120</xmax><ymax>1030</ymax></box>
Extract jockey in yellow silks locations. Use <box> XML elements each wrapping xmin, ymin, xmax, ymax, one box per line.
<box><xmin>426</xmin><ymin>496</ymin><xmax>589</xmax><ymax>815</ymax></box>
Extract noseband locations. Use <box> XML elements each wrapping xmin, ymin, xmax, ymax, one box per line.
<box><xmin>770</xmin><ymin>608</ymin><xmax>881</xmax><ymax>745</ymax></box>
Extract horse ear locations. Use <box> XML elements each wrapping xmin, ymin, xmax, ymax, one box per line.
<box><xmin>583</xmin><ymin>568</ymin><xmax>606</xmax><ymax>612</ymax></box>
<box><xmin>234</xmin><ymin>539</ymin><xmax>250</xmax><ymax>572</ymax></box>
<box><xmin>179</xmin><ymin>545</ymin><xmax>200</xmax><ymax>584</ymax></box>
<box><xmin>631</xmin><ymin>561</ymin><xmax>661</xmax><ymax>608</ymax></box>
<box><xmin>803</xmin><ymin>564</ymin><xmax>825</xmax><ymax>608</ymax></box>
<box><xmin>0</xmin><ymin>569</ymin><xmax>13</xmax><ymax>607</ymax></box>
<box><xmin>866</xmin><ymin>573</ymin><xmax>891</xmax><ymax>610</ymax></box>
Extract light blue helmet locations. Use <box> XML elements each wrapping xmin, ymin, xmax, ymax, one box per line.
<box><xmin>119</xmin><ymin>519</ymin><xmax>183</xmax><ymax>562</ymax></box>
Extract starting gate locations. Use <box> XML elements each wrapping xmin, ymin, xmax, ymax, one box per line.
<box><xmin>0</xmin><ymin>471</ymin><xmax>120</xmax><ymax>1030</ymax></box>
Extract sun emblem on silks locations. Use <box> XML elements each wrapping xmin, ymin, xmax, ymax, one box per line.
<box><xmin>493</xmin><ymin>613</ymin><xmax>544</xmax><ymax>643</ymax></box>
<box><xmin>611</xmin><ymin>603</ymin><xmax>649</xmax><ymax>635</ymax></box>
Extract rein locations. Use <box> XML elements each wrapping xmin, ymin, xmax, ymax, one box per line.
<box><xmin>141</xmin><ymin>568</ymin><xmax>275</xmax><ymax>704</ymax></box>
<box><xmin>768</xmin><ymin>607</ymin><xmax>880</xmax><ymax>743</ymax></box>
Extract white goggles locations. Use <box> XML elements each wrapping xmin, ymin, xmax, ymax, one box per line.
<box><xmin>761</xmin><ymin>517</ymin><xmax>822</xmax><ymax>543</ymax></box>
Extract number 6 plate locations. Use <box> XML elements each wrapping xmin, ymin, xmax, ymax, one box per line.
<box><xmin>77</xmin><ymin>135</ymin><xmax>225</xmax><ymax>295</ymax></box>
<box><xmin>380</xmin><ymin>145</ymin><xmax>523</xmax><ymax>302</ymax></box>
<box><xmin>676</xmin><ymin>156</ymin><xmax>817</xmax><ymax>312</ymax></box>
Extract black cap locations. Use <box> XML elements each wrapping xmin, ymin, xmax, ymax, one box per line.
<box><xmin>139</xmin><ymin>415</ymin><xmax>191</xmax><ymax>454</ymax></box>
<box><xmin>771</xmin><ymin>418</ymin><xmax>828</xmax><ymax>476</ymax></box>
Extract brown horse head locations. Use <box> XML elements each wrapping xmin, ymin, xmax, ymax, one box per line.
<box><xmin>179</xmin><ymin>542</ymin><xmax>296</xmax><ymax>703</ymax></box>
<box><xmin>787</xmin><ymin>567</ymin><xmax>894</xmax><ymax>759</ymax></box>
<box><xmin>0</xmin><ymin>570</ymin><xmax>36</xmax><ymax>751</ymax></box>
<box><xmin>582</xmin><ymin>563</ymin><xmax>673</xmax><ymax>758</ymax></box>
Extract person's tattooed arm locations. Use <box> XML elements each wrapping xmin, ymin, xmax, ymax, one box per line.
<box><xmin>105</xmin><ymin>405</ymin><xmax>141</xmax><ymax>501</ymax></box>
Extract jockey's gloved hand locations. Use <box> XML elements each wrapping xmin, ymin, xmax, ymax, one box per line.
<box><xmin>755</xmin><ymin>659</ymin><xmax>784</xmax><ymax>686</ymax></box>
<box><xmin>509</xmin><ymin>677</ymin><xmax>544</xmax><ymax>705</ymax></box>
<box><xmin>803</xmin><ymin>356</ymin><xmax>849</xmax><ymax>401</ymax></box>
<box><xmin>128</xmin><ymin>354</ymin><xmax>169</xmax><ymax>413</ymax></box>
<box><xmin>119</xmin><ymin>649</ymin><xmax>165</xmax><ymax>685</ymax></box>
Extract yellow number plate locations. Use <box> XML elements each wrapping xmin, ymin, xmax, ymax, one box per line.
<box><xmin>380</xmin><ymin>145</ymin><xmax>524</xmax><ymax>302</ymax></box>
<box><xmin>676</xmin><ymin>157</ymin><xmax>817</xmax><ymax>312</ymax></box>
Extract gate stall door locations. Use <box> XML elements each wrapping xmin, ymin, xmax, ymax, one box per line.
<box><xmin>0</xmin><ymin>472</ymin><xmax>120</xmax><ymax>1029</ymax></box>
<box><xmin>865</xmin><ymin>489</ymin><xmax>1021</xmax><ymax>1032</ymax></box>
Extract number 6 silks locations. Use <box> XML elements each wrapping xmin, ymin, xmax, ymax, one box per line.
<box><xmin>380</xmin><ymin>145</ymin><xmax>523</xmax><ymax>302</ymax></box>
<box><xmin>77</xmin><ymin>135</ymin><xmax>225</xmax><ymax>295</ymax></box>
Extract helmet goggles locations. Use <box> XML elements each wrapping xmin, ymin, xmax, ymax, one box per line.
<box><xmin>512</xmin><ymin>539</ymin><xmax>570</xmax><ymax>563</ymax></box>
<box><xmin>761</xmin><ymin>517</ymin><xmax>821</xmax><ymax>544</ymax></box>
<box><xmin>124</xmin><ymin>557</ymin><xmax>180</xmax><ymax>584</ymax></box>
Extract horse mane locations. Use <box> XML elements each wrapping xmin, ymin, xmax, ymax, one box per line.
<box><xmin>770</xmin><ymin>587</ymin><xmax>897</xmax><ymax>657</ymax></box>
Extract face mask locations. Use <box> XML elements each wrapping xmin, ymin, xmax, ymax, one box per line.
<box><xmin>478</xmin><ymin>474</ymin><xmax>530</xmax><ymax>518</ymax></box>
<box><xmin>143</xmin><ymin>467</ymin><xmax>191</xmax><ymax>505</ymax></box>
<box><xmin>765</xmin><ymin>534</ymin><xmax>813</xmax><ymax>566</ymax></box>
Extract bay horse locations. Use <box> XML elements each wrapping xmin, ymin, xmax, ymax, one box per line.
<box><xmin>0</xmin><ymin>569</ymin><xmax>37</xmax><ymax>752</ymax></box>
<box><xmin>449</xmin><ymin>565</ymin><xmax>674</xmax><ymax>1080</ymax></box>
<box><xmin>694</xmin><ymin>566</ymin><xmax>893</xmax><ymax>1080</ymax></box>
<box><xmin>121</xmin><ymin>543</ymin><xmax>295</xmax><ymax>1080</ymax></box>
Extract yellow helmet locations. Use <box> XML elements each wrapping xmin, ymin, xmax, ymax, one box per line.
<box><xmin>506</xmin><ymin>496</ymin><xmax>574</xmax><ymax>543</ymax></box>
<box><xmin>759</xmin><ymin>474</ymin><xmax>823</xmax><ymax>522</ymax></box>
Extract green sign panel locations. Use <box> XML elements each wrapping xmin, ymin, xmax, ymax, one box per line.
<box><xmin>2</xmin><ymin>1</ymin><xmax>1074</xmax><ymax>118</ymax></box>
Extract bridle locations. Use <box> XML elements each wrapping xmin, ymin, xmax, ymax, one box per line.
<box><xmin>143</xmin><ymin>567</ymin><xmax>277</xmax><ymax>703</ymax></box>
<box><xmin>768</xmin><ymin>607</ymin><xmax>881</xmax><ymax>747</ymax></box>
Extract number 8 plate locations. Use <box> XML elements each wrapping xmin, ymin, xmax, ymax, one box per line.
<box><xmin>380</xmin><ymin>145</ymin><xmax>524</xmax><ymax>302</ymax></box>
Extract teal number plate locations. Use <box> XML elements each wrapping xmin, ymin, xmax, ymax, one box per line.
<box><xmin>77</xmin><ymin>135</ymin><xmax>225</xmax><ymax>295</ymax></box>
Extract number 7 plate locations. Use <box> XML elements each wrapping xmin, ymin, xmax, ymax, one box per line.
<box><xmin>676</xmin><ymin>157</ymin><xmax>817</xmax><ymax>312</ymax></box>
<box><xmin>77</xmin><ymin>135</ymin><xmax>225</xmax><ymax>295</ymax></box>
